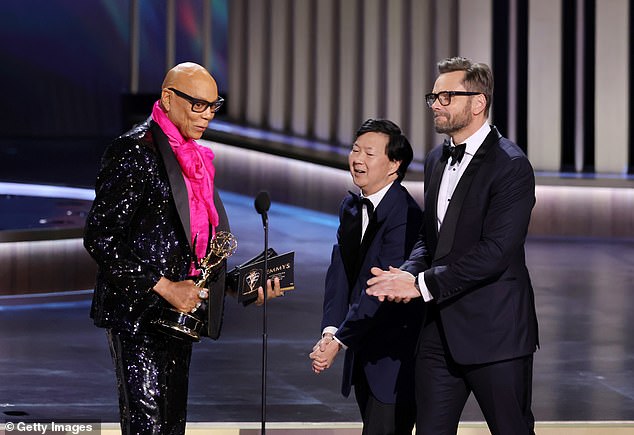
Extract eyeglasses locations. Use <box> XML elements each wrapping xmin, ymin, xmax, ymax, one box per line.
<box><xmin>425</xmin><ymin>91</ymin><xmax>482</xmax><ymax>108</ymax></box>
<box><xmin>168</xmin><ymin>87</ymin><xmax>224</xmax><ymax>113</ymax></box>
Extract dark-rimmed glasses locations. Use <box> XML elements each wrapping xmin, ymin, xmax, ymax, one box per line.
<box><xmin>425</xmin><ymin>91</ymin><xmax>482</xmax><ymax>108</ymax></box>
<box><xmin>168</xmin><ymin>87</ymin><xmax>224</xmax><ymax>113</ymax></box>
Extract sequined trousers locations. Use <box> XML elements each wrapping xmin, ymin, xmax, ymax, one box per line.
<box><xmin>107</xmin><ymin>329</ymin><xmax>193</xmax><ymax>435</ymax></box>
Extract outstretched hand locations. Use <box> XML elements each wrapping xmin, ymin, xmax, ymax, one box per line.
<box><xmin>365</xmin><ymin>266</ymin><xmax>421</xmax><ymax>303</ymax></box>
<box><xmin>255</xmin><ymin>276</ymin><xmax>283</xmax><ymax>306</ymax></box>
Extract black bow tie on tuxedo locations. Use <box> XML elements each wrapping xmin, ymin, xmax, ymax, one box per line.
<box><xmin>351</xmin><ymin>192</ymin><xmax>374</xmax><ymax>218</ymax></box>
<box><xmin>359</xmin><ymin>197</ymin><xmax>374</xmax><ymax>218</ymax></box>
<box><xmin>442</xmin><ymin>142</ymin><xmax>467</xmax><ymax>166</ymax></box>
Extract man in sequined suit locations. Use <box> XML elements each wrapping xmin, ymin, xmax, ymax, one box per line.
<box><xmin>84</xmin><ymin>63</ymin><xmax>282</xmax><ymax>435</ymax></box>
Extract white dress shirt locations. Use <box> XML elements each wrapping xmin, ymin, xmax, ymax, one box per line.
<box><xmin>360</xmin><ymin>182</ymin><xmax>392</xmax><ymax>238</ymax></box>
<box><xmin>418</xmin><ymin>122</ymin><xmax>490</xmax><ymax>302</ymax></box>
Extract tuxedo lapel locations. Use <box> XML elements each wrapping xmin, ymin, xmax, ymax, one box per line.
<box><xmin>356</xmin><ymin>192</ymin><xmax>390</xmax><ymax>271</ymax></box>
<box><xmin>213</xmin><ymin>188</ymin><xmax>230</xmax><ymax>233</ymax></box>
<box><xmin>151</xmin><ymin>121</ymin><xmax>192</xmax><ymax>249</ymax></box>
<box><xmin>206</xmin><ymin>188</ymin><xmax>230</xmax><ymax>341</ymax></box>
<box><xmin>358</xmin><ymin>184</ymin><xmax>400</xmax><ymax>270</ymax></box>
<box><xmin>434</xmin><ymin>126</ymin><xmax>502</xmax><ymax>261</ymax></box>
<box><xmin>359</xmin><ymin>214</ymin><xmax>380</xmax><ymax>257</ymax></box>
<box><xmin>425</xmin><ymin>147</ymin><xmax>447</xmax><ymax>248</ymax></box>
<box><xmin>353</xmin><ymin>206</ymin><xmax>393</xmax><ymax>302</ymax></box>
<box><xmin>340</xmin><ymin>195</ymin><xmax>362</xmax><ymax>290</ymax></box>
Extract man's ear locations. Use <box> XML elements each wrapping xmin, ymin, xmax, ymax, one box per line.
<box><xmin>472</xmin><ymin>93</ymin><xmax>487</xmax><ymax>116</ymax></box>
<box><xmin>389</xmin><ymin>160</ymin><xmax>401</xmax><ymax>177</ymax></box>
<box><xmin>160</xmin><ymin>88</ymin><xmax>171</xmax><ymax>111</ymax></box>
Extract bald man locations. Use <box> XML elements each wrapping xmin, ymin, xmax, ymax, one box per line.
<box><xmin>85</xmin><ymin>63</ymin><xmax>281</xmax><ymax>435</ymax></box>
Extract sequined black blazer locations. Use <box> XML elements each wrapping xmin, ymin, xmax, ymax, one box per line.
<box><xmin>84</xmin><ymin>118</ymin><xmax>229</xmax><ymax>337</ymax></box>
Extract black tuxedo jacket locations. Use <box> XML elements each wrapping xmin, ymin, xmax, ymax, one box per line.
<box><xmin>402</xmin><ymin>126</ymin><xmax>538</xmax><ymax>365</ymax></box>
<box><xmin>321</xmin><ymin>182</ymin><xmax>424</xmax><ymax>403</ymax></box>
<box><xmin>85</xmin><ymin>119</ymin><xmax>229</xmax><ymax>339</ymax></box>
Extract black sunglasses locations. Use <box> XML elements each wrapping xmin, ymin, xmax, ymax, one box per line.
<box><xmin>425</xmin><ymin>91</ymin><xmax>482</xmax><ymax>108</ymax></box>
<box><xmin>168</xmin><ymin>87</ymin><xmax>224</xmax><ymax>113</ymax></box>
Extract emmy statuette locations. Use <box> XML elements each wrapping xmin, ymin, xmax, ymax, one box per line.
<box><xmin>155</xmin><ymin>231</ymin><xmax>237</xmax><ymax>341</ymax></box>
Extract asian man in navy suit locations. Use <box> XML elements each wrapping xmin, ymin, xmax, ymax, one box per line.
<box><xmin>367</xmin><ymin>57</ymin><xmax>538</xmax><ymax>435</ymax></box>
<box><xmin>310</xmin><ymin>119</ymin><xmax>424</xmax><ymax>434</ymax></box>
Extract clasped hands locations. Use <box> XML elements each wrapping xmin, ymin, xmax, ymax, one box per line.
<box><xmin>309</xmin><ymin>266</ymin><xmax>421</xmax><ymax>373</ymax></box>
<box><xmin>365</xmin><ymin>266</ymin><xmax>421</xmax><ymax>303</ymax></box>
<box><xmin>309</xmin><ymin>333</ymin><xmax>341</xmax><ymax>374</ymax></box>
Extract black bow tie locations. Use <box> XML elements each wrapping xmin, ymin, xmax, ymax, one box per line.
<box><xmin>350</xmin><ymin>192</ymin><xmax>375</xmax><ymax>218</ymax></box>
<box><xmin>442</xmin><ymin>143</ymin><xmax>466</xmax><ymax>166</ymax></box>
<box><xmin>359</xmin><ymin>197</ymin><xmax>374</xmax><ymax>218</ymax></box>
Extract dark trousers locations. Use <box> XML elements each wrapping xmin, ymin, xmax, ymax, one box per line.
<box><xmin>107</xmin><ymin>329</ymin><xmax>193</xmax><ymax>435</ymax></box>
<box><xmin>415</xmin><ymin>319</ymin><xmax>535</xmax><ymax>435</ymax></box>
<box><xmin>354</xmin><ymin>367</ymin><xmax>416</xmax><ymax>435</ymax></box>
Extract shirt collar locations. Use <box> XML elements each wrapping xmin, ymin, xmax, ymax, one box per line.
<box><xmin>451</xmin><ymin>121</ymin><xmax>490</xmax><ymax>156</ymax></box>
<box><xmin>360</xmin><ymin>181</ymin><xmax>393</xmax><ymax>209</ymax></box>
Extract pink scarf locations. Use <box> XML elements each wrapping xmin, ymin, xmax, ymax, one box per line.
<box><xmin>152</xmin><ymin>101</ymin><xmax>219</xmax><ymax>263</ymax></box>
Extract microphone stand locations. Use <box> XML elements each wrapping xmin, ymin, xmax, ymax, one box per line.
<box><xmin>254</xmin><ymin>191</ymin><xmax>271</xmax><ymax>434</ymax></box>
<box><xmin>261</xmin><ymin>212</ymin><xmax>269</xmax><ymax>434</ymax></box>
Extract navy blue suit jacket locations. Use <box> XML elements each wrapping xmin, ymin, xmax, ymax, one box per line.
<box><xmin>402</xmin><ymin>126</ymin><xmax>539</xmax><ymax>365</ymax></box>
<box><xmin>321</xmin><ymin>181</ymin><xmax>424</xmax><ymax>403</ymax></box>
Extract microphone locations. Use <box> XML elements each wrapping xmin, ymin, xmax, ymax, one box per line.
<box><xmin>254</xmin><ymin>191</ymin><xmax>271</xmax><ymax>227</ymax></box>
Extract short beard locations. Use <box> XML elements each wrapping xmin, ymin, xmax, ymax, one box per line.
<box><xmin>434</xmin><ymin>101</ymin><xmax>472</xmax><ymax>135</ymax></box>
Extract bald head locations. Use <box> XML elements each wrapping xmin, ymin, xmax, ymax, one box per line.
<box><xmin>159</xmin><ymin>62</ymin><xmax>220</xmax><ymax>140</ymax></box>
<box><xmin>162</xmin><ymin>62</ymin><xmax>216</xmax><ymax>90</ymax></box>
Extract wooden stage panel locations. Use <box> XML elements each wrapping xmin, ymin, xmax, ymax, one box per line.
<box><xmin>209</xmin><ymin>141</ymin><xmax>634</xmax><ymax>240</ymax></box>
<box><xmin>0</xmin><ymin>239</ymin><xmax>96</xmax><ymax>295</ymax></box>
